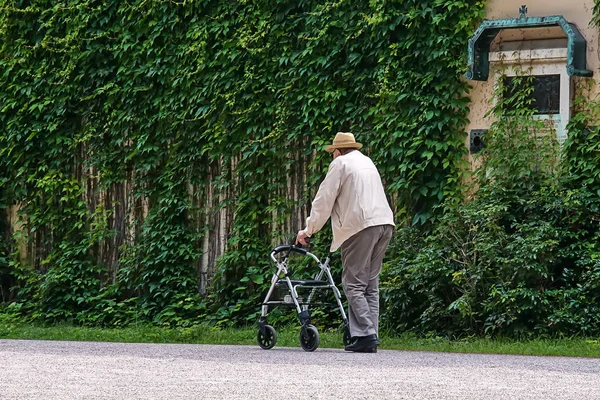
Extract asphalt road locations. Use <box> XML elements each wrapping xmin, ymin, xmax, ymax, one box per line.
<box><xmin>1</xmin><ymin>339</ymin><xmax>599</xmax><ymax>399</ymax></box>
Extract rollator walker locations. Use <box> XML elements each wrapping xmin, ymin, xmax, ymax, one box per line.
<box><xmin>257</xmin><ymin>244</ymin><xmax>352</xmax><ymax>352</ymax></box>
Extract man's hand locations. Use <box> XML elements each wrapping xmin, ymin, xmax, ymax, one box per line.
<box><xmin>296</xmin><ymin>230</ymin><xmax>309</xmax><ymax>246</ymax></box>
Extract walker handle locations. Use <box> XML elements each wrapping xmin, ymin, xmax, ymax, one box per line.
<box><xmin>272</xmin><ymin>245</ymin><xmax>308</xmax><ymax>256</ymax></box>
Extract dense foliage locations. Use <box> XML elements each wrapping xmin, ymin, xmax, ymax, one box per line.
<box><xmin>0</xmin><ymin>0</ymin><xmax>484</xmax><ymax>326</ymax></box>
<box><xmin>381</xmin><ymin>75</ymin><xmax>600</xmax><ymax>337</ymax></box>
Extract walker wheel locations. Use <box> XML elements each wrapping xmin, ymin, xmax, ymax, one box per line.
<box><xmin>300</xmin><ymin>324</ymin><xmax>320</xmax><ymax>352</ymax></box>
<box><xmin>257</xmin><ymin>325</ymin><xmax>277</xmax><ymax>350</ymax></box>
<box><xmin>343</xmin><ymin>325</ymin><xmax>352</xmax><ymax>347</ymax></box>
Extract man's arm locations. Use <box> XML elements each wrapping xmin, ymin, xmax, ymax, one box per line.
<box><xmin>296</xmin><ymin>160</ymin><xmax>343</xmax><ymax>245</ymax></box>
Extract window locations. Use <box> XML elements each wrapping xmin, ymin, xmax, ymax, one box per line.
<box><xmin>503</xmin><ymin>74</ymin><xmax>560</xmax><ymax>115</ymax></box>
<box><xmin>490</xmin><ymin>48</ymin><xmax>572</xmax><ymax>144</ymax></box>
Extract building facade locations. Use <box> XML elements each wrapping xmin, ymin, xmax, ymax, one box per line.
<box><xmin>465</xmin><ymin>0</ymin><xmax>598</xmax><ymax>159</ymax></box>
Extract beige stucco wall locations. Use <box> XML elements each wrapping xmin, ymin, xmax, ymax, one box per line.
<box><xmin>465</xmin><ymin>0</ymin><xmax>599</xmax><ymax>160</ymax></box>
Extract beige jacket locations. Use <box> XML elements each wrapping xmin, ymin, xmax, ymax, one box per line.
<box><xmin>302</xmin><ymin>150</ymin><xmax>395</xmax><ymax>252</ymax></box>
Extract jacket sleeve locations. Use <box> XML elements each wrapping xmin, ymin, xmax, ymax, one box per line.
<box><xmin>303</xmin><ymin>160</ymin><xmax>343</xmax><ymax>237</ymax></box>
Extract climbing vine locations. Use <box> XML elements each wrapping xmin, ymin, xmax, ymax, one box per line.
<box><xmin>0</xmin><ymin>0</ymin><xmax>484</xmax><ymax>326</ymax></box>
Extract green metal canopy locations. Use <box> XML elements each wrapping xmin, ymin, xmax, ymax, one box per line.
<box><xmin>467</xmin><ymin>6</ymin><xmax>593</xmax><ymax>81</ymax></box>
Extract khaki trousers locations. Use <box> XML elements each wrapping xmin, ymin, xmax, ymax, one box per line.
<box><xmin>341</xmin><ymin>224</ymin><xmax>394</xmax><ymax>338</ymax></box>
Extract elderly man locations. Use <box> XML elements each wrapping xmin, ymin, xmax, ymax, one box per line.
<box><xmin>296</xmin><ymin>132</ymin><xmax>394</xmax><ymax>353</ymax></box>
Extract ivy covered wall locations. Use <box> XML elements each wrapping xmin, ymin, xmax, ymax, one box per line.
<box><xmin>0</xmin><ymin>0</ymin><xmax>484</xmax><ymax>325</ymax></box>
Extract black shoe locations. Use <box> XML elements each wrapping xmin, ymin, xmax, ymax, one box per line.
<box><xmin>353</xmin><ymin>346</ymin><xmax>377</xmax><ymax>353</ymax></box>
<box><xmin>350</xmin><ymin>334</ymin><xmax>380</xmax><ymax>346</ymax></box>
<box><xmin>344</xmin><ymin>334</ymin><xmax>378</xmax><ymax>353</ymax></box>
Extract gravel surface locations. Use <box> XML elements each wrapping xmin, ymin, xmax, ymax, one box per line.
<box><xmin>1</xmin><ymin>339</ymin><xmax>599</xmax><ymax>399</ymax></box>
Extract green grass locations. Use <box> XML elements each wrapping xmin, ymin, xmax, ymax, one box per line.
<box><xmin>383</xmin><ymin>334</ymin><xmax>600</xmax><ymax>358</ymax></box>
<box><xmin>0</xmin><ymin>322</ymin><xmax>599</xmax><ymax>357</ymax></box>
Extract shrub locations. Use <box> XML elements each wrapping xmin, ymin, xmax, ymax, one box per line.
<box><xmin>381</xmin><ymin>75</ymin><xmax>600</xmax><ymax>337</ymax></box>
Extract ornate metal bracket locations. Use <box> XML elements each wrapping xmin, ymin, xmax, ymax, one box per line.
<box><xmin>467</xmin><ymin>6</ymin><xmax>593</xmax><ymax>81</ymax></box>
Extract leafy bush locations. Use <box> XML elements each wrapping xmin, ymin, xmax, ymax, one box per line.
<box><xmin>381</xmin><ymin>75</ymin><xmax>600</xmax><ymax>338</ymax></box>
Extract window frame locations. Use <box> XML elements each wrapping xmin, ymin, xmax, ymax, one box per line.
<box><xmin>490</xmin><ymin>47</ymin><xmax>572</xmax><ymax>144</ymax></box>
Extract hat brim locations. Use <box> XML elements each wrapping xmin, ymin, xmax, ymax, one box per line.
<box><xmin>325</xmin><ymin>142</ymin><xmax>363</xmax><ymax>152</ymax></box>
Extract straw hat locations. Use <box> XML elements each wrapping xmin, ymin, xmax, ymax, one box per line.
<box><xmin>324</xmin><ymin>132</ymin><xmax>363</xmax><ymax>153</ymax></box>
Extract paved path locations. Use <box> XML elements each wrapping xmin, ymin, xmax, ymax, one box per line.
<box><xmin>1</xmin><ymin>339</ymin><xmax>599</xmax><ymax>399</ymax></box>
